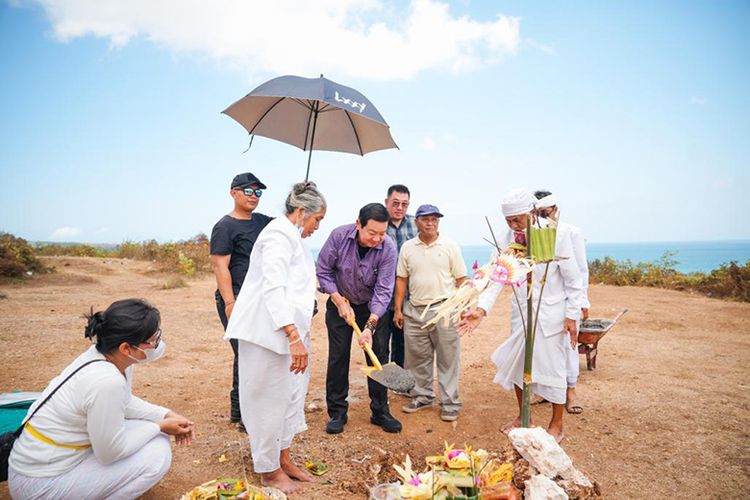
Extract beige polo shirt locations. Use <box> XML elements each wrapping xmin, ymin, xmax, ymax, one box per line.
<box><xmin>397</xmin><ymin>235</ymin><xmax>467</xmax><ymax>306</ymax></box>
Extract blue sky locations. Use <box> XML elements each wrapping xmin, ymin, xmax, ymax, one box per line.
<box><xmin>1</xmin><ymin>0</ymin><xmax>748</xmax><ymax>248</ymax></box>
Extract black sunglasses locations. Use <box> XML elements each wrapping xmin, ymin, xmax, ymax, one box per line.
<box><xmin>236</xmin><ymin>187</ymin><xmax>263</xmax><ymax>198</ymax></box>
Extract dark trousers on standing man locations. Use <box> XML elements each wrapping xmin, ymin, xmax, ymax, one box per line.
<box><xmin>382</xmin><ymin>309</ymin><xmax>405</xmax><ymax>367</ymax></box>
<box><xmin>325</xmin><ymin>298</ymin><xmax>390</xmax><ymax>419</ymax></box>
<box><xmin>215</xmin><ymin>290</ymin><xmax>241</xmax><ymax>421</ymax></box>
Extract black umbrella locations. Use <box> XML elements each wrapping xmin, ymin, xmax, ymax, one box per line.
<box><xmin>223</xmin><ymin>74</ymin><xmax>398</xmax><ymax>180</ymax></box>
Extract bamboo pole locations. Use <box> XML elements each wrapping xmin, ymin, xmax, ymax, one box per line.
<box><xmin>521</xmin><ymin>214</ymin><xmax>534</xmax><ymax>428</ymax></box>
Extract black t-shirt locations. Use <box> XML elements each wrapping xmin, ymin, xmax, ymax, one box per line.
<box><xmin>210</xmin><ymin>213</ymin><xmax>273</xmax><ymax>295</ymax></box>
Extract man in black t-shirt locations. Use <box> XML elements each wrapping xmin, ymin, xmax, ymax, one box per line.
<box><xmin>210</xmin><ymin>172</ymin><xmax>273</xmax><ymax>430</ymax></box>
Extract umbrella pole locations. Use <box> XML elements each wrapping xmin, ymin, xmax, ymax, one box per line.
<box><xmin>305</xmin><ymin>101</ymin><xmax>320</xmax><ymax>182</ymax></box>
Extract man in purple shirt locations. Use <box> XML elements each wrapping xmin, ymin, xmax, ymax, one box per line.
<box><xmin>316</xmin><ymin>203</ymin><xmax>402</xmax><ymax>434</ymax></box>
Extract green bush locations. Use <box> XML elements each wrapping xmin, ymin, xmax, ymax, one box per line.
<box><xmin>589</xmin><ymin>252</ymin><xmax>750</xmax><ymax>302</ymax></box>
<box><xmin>0</xmin><ymin>233</ymin><xmax>49</xmax><ymax>277</ymax></box>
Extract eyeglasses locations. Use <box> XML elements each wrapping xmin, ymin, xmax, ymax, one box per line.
<box><xmin>144</xmin><ymin>328</ymin><xmax>162</xmax><ymax>349</ymax></box>
<box><xmin>235</xmin><ymin>187</ymin><xmax>263</xmax><ymax>198</ymax></box>
<box><xmin>389</xmin><ymin>201</ymin><xmax>409</xmax><ymax>208</ymax></box>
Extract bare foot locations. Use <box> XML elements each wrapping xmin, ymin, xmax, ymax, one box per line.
<box><xmin>547</xmin><ymin>424</ymin><xmax>564</xmax><ymax>444</ymax></box>
<box><xmin>500</xmin><ymin>416</ymin><xmax>522</xmax><ymax>434</ymax></box>
<box><xmin>260</xmin><ymin>469</ymin><xmax>301</xmax><ymax>494</ymax></box>
<box><xmin>281</xmin><ymin>457</ymin><xmax>315</xmax><ymax>482</ymax></box>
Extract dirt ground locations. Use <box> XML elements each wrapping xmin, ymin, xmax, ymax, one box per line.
<box><xmin>1</xmin><ymin>256</ymin><xmax>749</xmax><ymax>499</ymax></box>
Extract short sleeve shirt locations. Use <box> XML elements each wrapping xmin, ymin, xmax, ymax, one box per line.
<box><xmin>210</xmin><ymin>213</ymin><xmax>273</xmax><ymax>295</ymax></box>
<box><xmin>396</xmin><ymin>235</ymin><xmax>467</xmax><ymax>306</ymax></box>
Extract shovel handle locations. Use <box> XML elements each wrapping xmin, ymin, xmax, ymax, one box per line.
<box><xmin>350</xmin><ymin>319</ymin><xmax>383</xmax><ymax>370</ymax></box>
<box><xmin>342</xmin><ymin>297</ymin><xmax>383</xmax><ymax>370</ymax></box>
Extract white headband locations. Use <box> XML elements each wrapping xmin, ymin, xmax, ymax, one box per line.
<box><xmin>535</xmin><ymin>194</ymin><xmax>557</xmax><ymax>208</ymax></box>
<box><xmin>501</xmin><ymin>189</ymin><xmax>535</xmax><ymax>217</ymax></box>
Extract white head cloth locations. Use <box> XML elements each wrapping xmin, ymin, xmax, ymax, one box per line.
<box><xmin>535</xmin><ymin>193</ymin><xmax>557</xmax><ymax>208</ymax></box>
<box><xmin>501</xmin><ymin>189</ymin><xmax>536</xmax><ymax>217</ymax></box>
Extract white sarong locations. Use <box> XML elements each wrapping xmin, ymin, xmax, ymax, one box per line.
<box><xmin>8</xmin><ymin>420</ymin><xmax>171</xmax><ymax>500</ymax></box>
<box><xmin>238</xmin><ymin>338</ymin><xmax>310</xmax><ymax>473</ymax></box>
<box><xmin>491</xmin><ymin>325</ymin><xmax>568</xmax><ymax>405</ymax></box>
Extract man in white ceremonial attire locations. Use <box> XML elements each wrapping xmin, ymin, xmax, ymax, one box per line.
<box><xmin>457</xmin><ymin>188</ymin><xmax>583</xmax><ymax>443</ymax></box>
<box><xmin>534</xmin><ymin>189</ymin><xmax>590</xmax><ymax>415</ymax></box>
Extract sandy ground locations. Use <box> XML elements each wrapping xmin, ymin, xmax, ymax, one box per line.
<box><xmin>1</xmin><ymin>256</ymin><xmax>749</xmax><ymax>499</ymax></box>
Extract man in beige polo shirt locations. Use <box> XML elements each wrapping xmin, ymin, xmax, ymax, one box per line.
<box><xmin>393</xmin><ymin>204</ymin><xmax>467</xmax><ymax>422</ymax></box>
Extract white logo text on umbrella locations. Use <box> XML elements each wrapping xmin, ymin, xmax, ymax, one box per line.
<box><xmin>334</xmin><ymin>91</ymin><xmax>367</xmax><ymax>113</ymax></box>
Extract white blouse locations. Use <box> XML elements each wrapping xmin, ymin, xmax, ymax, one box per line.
<box><xmin>225</xmin><ymin>216</ymin><xmax>316</xmax><ymax>354</ymax></box>
<box><xmin>9</xmin><ymin>345</ymin><xmax>168</xmax><ymax>477</ymax></box>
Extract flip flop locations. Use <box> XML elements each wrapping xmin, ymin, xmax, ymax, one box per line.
<box><xmin>566</xmin><ymin>402</ymin><xmax>583</xmax><ymax>414</ymax></box>
<box><xmin>555</xmin><ymin>432</ymin><xmax>565</xmax><ymax>444</ymax></box>
<box><xmin>531</xmin><ymin>397</ymin><xmax>549</xmax><ymax>405</ymax></box>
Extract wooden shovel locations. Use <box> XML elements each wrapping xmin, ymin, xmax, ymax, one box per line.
<box><xmin>342</xmin><ymin>299</ymin><xmax>415</xmax><ymax>393</ymax></box>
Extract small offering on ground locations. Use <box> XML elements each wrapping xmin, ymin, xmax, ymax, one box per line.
<box><xmin>304</xmin><ymin>459</ymin><xmax>329</xmax><ymax>476</ymax></box>
<box><xmin>180</xmin><ymin>478</ymin><xmax>287</xmax><ymax>500</ymax></box>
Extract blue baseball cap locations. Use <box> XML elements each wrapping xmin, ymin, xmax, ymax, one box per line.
<box><xmin>415</xmin><ymin>204</ymin><xmax>444</xmax><ymax>218</ymax></box>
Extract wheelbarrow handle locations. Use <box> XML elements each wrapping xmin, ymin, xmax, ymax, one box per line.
<box><xmin>611</xmin><ymin>308</ymin><xmax>628</xmax><ymax>324</ymax></box>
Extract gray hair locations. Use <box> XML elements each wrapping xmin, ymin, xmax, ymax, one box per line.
<box><xmin>284</xmin><ymin>181</ymin><xmax>326</xmax><ymax>215</ymax></box>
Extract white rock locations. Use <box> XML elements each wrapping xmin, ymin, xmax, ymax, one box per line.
<box><xmin>508</xmin><ymin>427</ymin><xmax>574</xmax><ymax>479</ymax></box>
<box><xmin>525</xmin><ymin>474</ymin><xmax>568</xmax><ymax>500</ymax></box>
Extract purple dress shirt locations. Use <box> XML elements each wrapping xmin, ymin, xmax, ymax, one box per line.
<box><xmin>316</xmin><ymin>223</ymin><xmax>397</xmax><ymax>318</ymax></box>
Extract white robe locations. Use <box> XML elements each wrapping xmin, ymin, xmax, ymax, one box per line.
<box><xmin>477</xmin><ymin>222</ymin><xmax>583</xmax><ymax>404</ymax></box>
<box><xmin>558</xmin><ymin>221</ymin><xmax>589</xmax><ymax>386</ymax></box>
<box><xmin>225</xmin><ymin>216</ymin><xmax>316</xmax><ymax>472</ymax></box>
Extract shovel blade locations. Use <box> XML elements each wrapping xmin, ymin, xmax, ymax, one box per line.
<box><xmin>361</xmin><ymin>363</ymin><xmax>415</xmax><ymax>393</ymax></box>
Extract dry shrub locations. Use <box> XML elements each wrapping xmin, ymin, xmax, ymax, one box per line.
<box><xmin>0</xmin><ymin>232</ymin><xmax>49</xmax><ymax>277</ymax></box>
<box><xmin>115</xmin><ymin>234</ymin><xmax>210</xmax><ymax>276</ymax></box>
<box><xmin>160</xmin><ymin>276</ymin><xmax>188</xmax><ymax>290</ymax></box>
<box><xmin>34</xmin><ymin>243</ymin><xmax>109</xmax><ymax>258</ymax></box>
<box><xmin>590</xmin><ymin>252</ymin><xmax>750</xmax><ymax>302</ymax></box>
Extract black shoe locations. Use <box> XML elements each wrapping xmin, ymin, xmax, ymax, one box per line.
<box><xmin>370</xmin><ymin>412</ymin><xmax>402</xmax><ymax>433</ymax></box>
<box><xmin>326</xmin><ymin>415</ymin><xmax>348</xmax><ymax>434</ymax></box>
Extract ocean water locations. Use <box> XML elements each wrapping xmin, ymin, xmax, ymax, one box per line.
<box><xmin>460</xmin><ymin>240</ymin><xmax>750</xmax><ymax>274</ymax></box>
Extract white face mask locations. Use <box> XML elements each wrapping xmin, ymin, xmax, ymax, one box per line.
<box><xmin>127</xmin><ymin>341</ymin><xmax>166</xmax><ymax>364</ymax></box>
<box><xmin>296</xmin><ymin>210</ymin><xmax>306</xmax><ymax>235</ymax></box>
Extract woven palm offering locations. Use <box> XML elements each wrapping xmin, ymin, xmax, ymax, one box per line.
<box><xmin>421</xmin><ymin>252</ymin><xmax>534</xmax><ymax>329</ymax></box>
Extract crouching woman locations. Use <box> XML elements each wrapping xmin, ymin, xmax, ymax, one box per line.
<box><xmin>8</xmin><ymin>298</ymin><xmax>194</xmax><ymax>500</ymax></box>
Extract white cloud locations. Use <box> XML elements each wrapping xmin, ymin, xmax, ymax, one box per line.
<box><xmin>49</xmin><ymin>226</ymin><xmax>81</xmax><ymax>240</ymax></box>
<box><xmin>22</xmin><ymin>0</ymin><xmax>520</xmax><ymax>80</ymax></box>
<box><xmin>690</xmin><ymin>96</ymin><xmax>706</xmax><ymax>105</ymax></box>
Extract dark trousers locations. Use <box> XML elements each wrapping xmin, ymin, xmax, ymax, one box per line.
<box><xmin>382</xmin><ymin>309</ymin><xmax>405</xmax><ymax>367</ymax></box>
<box><xmin>325</xmin><ymin>298</ymin><xmax>390</xmax><ymax>418</ymax></box>
<box><xmin>215</xmin><ymin>290</ymin><xmax>241</xmax><ymax>420</ymax></box>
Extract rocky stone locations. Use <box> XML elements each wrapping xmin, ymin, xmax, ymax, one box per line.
<box><xmin>525</xmin><ymin>474</ymin><xmax>567</xmax><ymax>500</ymax></box>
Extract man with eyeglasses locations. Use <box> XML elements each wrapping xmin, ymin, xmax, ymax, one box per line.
<box><xmin>383</xmin><ymin>184</ymin><xmax>417</xmax><ymax>370</ymax></box>
<box><xmin>210</xmin><ymin>172</ymin><xmax>273</xmax><ymax>432</ymax></box>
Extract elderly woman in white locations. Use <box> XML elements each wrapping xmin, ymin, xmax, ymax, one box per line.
<box><xmin>8</xmin><ymin>298</ymin><xmax>194</xmax><ymax>500</ymax></box>
<box><xmin>225</xmin><ymin>181</ymin><xmax>326</xmax><ymax>495</ymax></box>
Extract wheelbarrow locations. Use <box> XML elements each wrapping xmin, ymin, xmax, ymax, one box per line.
<box><xmin>578</xmin><ymin>309</ymin><xmax>627</xmax><ymax>370</ymax></box>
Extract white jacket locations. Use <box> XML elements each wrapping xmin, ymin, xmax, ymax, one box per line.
<box><xmin>9</xmin><ymin>346</ymin><xmax>168</xmax><ymax>477</ymax></box>
<box><xmin>225</xmin><ymin>216</ymin><xmax>316</xmax><ymax>354</ymax></box>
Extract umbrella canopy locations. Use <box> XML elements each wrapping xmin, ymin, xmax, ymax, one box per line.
<box><xmin>222</xmin><ymin>75</ymin><xmax>398</xmax><ymax>180</ymax></box>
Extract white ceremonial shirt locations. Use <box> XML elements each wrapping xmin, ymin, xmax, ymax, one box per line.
<box><xmin>225</xmin><ymin>216</ymin><xmax>316</xmax><ymax>354</ymax></box>
<box><xmin>9</xmin><ymin>346</ymin><xmax>168</xmax><ymax>477</ymax></box>
<box><xmin>559</xmin><ymin>221</ymin><xmax>590</xmax><ymax>309</ymax></box>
